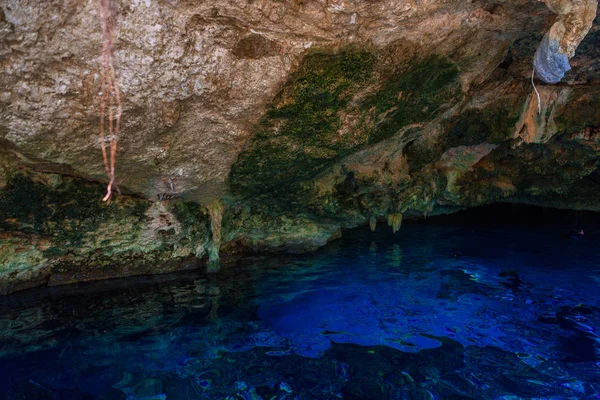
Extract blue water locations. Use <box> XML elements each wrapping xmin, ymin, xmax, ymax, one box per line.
<box><xmin>1</xmin><ymin>205</ymin><xmax>599</xmax><ymax>399</ymax></box>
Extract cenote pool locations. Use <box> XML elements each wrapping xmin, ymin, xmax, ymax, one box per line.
<box><xmin>0</xmin><ymin>205</ymin><xmax>599</xmax><ymax>399</ymax></box>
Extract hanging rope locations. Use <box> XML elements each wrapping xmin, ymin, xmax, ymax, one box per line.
<box><xmin>98</xmin><ymin>0</ymin><xmax>122</xmax><ymax>202</ymax></box>
<box><xmin>531</xmin><ymin>67</ymin><xmax>541</xmax><ymax>115</ymax></box>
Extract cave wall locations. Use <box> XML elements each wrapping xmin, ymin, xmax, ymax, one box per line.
<box><xmin>1</xmin><ymin>0</ymin><xmax>600</xmax><ymax>293</ymax></box>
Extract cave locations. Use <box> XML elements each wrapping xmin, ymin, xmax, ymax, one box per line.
<box><xmin>1</xmin><ymin>0</ymin><xmax>599</xmax><ymax>398</ymax></box>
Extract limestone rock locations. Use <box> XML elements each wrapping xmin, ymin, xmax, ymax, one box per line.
<box><xmin>1</xmin><ymin>0</ymin><xmax>600</xmax><ymax>293</ymax></box>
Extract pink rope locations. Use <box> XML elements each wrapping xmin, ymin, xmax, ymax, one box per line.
<box><xmin>98</xmin><ymin>0</ymin><xmax>122</xmax><ymax>202</ymax></box>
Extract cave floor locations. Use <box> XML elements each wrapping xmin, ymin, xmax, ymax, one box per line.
<box><xmin>0</xmin><ymin>205</ymin><xmax>599</xmax><ymax>399</ymax></box>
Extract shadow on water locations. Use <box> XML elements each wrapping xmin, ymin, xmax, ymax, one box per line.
<box><xmin>0</xmin><ymin>203</ymin><xmax>599</xmax><ymax>399</ymax></box>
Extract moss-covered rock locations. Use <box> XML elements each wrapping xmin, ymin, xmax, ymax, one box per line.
<box><xmin>0</xmin><ymin>170</ymin><xmax>148</xmax><ymax>247</ymax></box>
<box><xmin>221</xmin><ymin>203</ymin><xmax>341</xmax><ymax>254</ymax></box>
<box><xmin>445</xmin><ymin>102</ymin><xmax>521</xmax><ymax>147</ymax></box>
<box><xmin>172</xmin><ymin>200</ymin><xmax>211</xmax><ymax>257</ymax></box>
<box><xmin>0</xmin><ymin>233</ymin><xmax>51</xmax><ymax>294</ymax></box>
<box><xmin>229</xmin><ymin>51</ymin><xmax>461</xmax><ymax>204</ymax></box>
<box><xmin>0</xmin><ymin>169</ymin><xmax>214</xmax><ymax>293</ymax></box>
<box><xmin>363</xmin><ymin>55</ymin><xmax>460</xmax><ymax>144</ymax></box>
<box><xmin>230</xmin><ymin>48</ymin><xmax>376</xmax><ymax>196</ymax></box>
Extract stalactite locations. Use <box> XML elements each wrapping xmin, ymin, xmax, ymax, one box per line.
<box><xmin>387</xmin><ymin>213</ymin><xmax>403</xmax><ymax>233</ymax></box>
<box><xmin>207</xmin><ymin>200</ymin><xmax>224</xmax><ymax>273</ymax></box>
<box><xmin>369</xmin><ymin>216</ymin><xmax>377</xmax><ymax>232</ymax></box>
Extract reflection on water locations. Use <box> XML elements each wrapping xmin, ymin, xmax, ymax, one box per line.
<box><xmin>1</xmin><ymin>207</ymin><xmax>599</xmax><ymax>399</ymax></box>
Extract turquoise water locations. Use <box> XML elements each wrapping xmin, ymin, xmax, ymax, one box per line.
<box><xmin>1</xmin><ymin>205</ymin><xmax>599</xmax><ymax>399</ymax></box>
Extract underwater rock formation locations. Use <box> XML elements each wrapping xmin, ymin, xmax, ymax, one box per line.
<box><xmin>1</xmin><ymin>0</ymin><xmax>600</xmax><ymax>292</ymax></box>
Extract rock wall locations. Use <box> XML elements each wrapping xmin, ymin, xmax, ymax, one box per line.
<box><xmin>1</xmin><ymin>0</ymin><xmax>599</xmax><ymax>293</ymax></box>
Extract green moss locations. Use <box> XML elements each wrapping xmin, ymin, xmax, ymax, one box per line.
<box><xmin>229</xmin><ymin>53</ymin><xmax>460</xmax><ymax>202</ymax></box>
<box><xmin>171</xmin><ymin>200</ymin><xmax>210</xmax><ymax>251</ymax></box>
<box><xmin>173</xmin><ymin>200</ymin><xmax>207</xmax><ymax>232</ymax></box>
<box><xmin>43</xmin><ymin>247</ymin><xmax>66</xmax><ymax>258</ymax></box>
<box><xmin>363</xmin><ymin>55</ymin><xmax>460</xmax><ymax>143</ymax></box>
<box><xmin>229</xmin><ymin>49</ymin><xmax>376</xmax><ymax>195</ymax></box>
<box><xmin>219</xmin><ymin>202</ymin><xmax>341</xmax><ymax>254</ymax></box>
<box><xmin>0</xmin><ymin>170</ymin><xmax>147</xmax><ymax>247</ymax></box>
<box><xmin>446</xmin><ymin>103</ymin><xmax>520</xmax><ymax>147</ymax></box>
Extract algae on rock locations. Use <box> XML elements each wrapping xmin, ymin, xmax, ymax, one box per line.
<box><xmin>172</xmin><ymin>200</ymin><xmax>211</xmax><ymax>259</ymax></box>
<box><xmin>230</xmin><ymin>48</ymin><xmax>376</xmax><ymax>197</ymax></box>
<box><xmin>229</xmin><ymin>51</ymin><xmax>461</xmax><ymax>221</ymax></box>
<box><xmin>363</xmin><ymin>55</ymin><xmax>460</xmax><ymax>144</ymax></box>
<box><xmin>0</xmin><ymin>168</ymin><xmax>212</xmax><ymax>293</ymax></box>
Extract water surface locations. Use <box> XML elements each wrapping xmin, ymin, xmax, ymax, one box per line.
<box><xmin>1</xmin><ymin>205</ymin><xmax>599</xmax><ymax>399</ymax></box>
